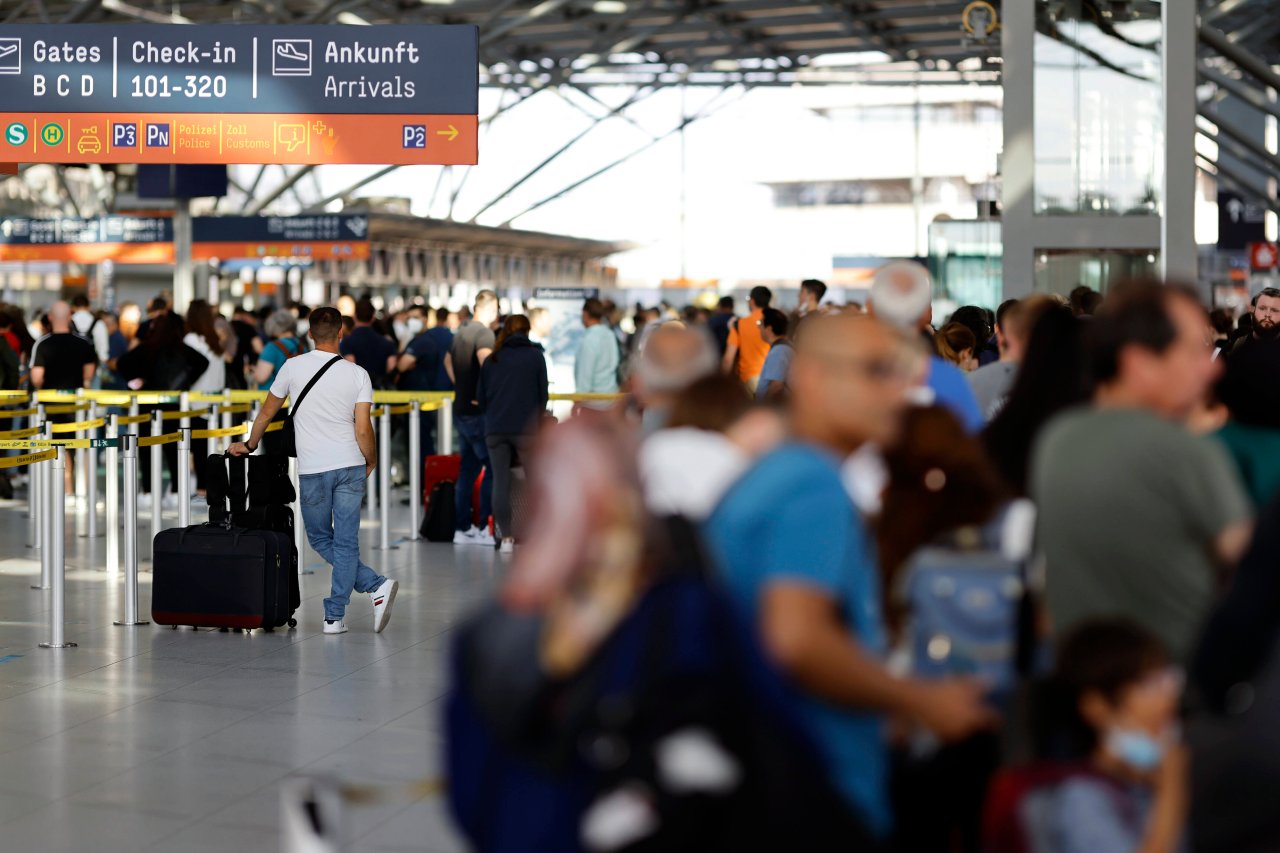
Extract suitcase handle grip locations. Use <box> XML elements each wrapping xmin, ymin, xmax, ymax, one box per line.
<box><xmin>177</xmin><ymin>523</ymin><xmax>246</xmax><ymax>549</ymax></box>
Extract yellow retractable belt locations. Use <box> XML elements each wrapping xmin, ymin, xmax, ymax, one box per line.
<box><xmin>50</xmin><ymin>417</ymin><xmax>105</xmax><ymax>434</ymax></box>
<box><xmin>43</xmin><ymin>402</ymin><xmax>92</xmax><ymax>414</ymax></box>
<box><xmin>0</xmin><ymin>426</ymin><xmax>41</xmax><ymax>439</ymax></box>
<box><xmin>161</xmin><ymin>408</ymin><xmax>210</xmax><ymax>421</ymax></box>
<box><xmin>0</xmin><ymin>408</ymin><xmax>39</xmax><ymax>419</ymax></box>
<box><xmin>191</xmin><ymin>424</ymin><xmax>249</xmax><ymax>440</ymax></box>
<box><xmin>0</xmin><ymin>438</ymin><xmax>95</xmax><ymax>449</ymax></box>
<box><xmin>138</xmin><ymin>432</ymin><xmax>183</xmax><ymax>447</ymax></box>
<box><xmin>0</xmin><ymin>448</ymin><xmax>56</xmax><ymax>468</ymax></box>
<box><xmin>116</xmin><ymin>414</ymin><xmax>151</xmax><ymax>425</ymax></box>
<box><xmin>219</xmin><ymin>403</ymin><xmax>253</xmax><ymax>415</ymax></box>
<box><xmin>265</xmin><ymin>421</ymin><xmax>284</xmax><ymax>433</ymax></box>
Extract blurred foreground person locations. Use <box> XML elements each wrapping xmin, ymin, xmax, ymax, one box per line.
<box><xmin>630</xmin><ymin>321</ymin><xmax>718</xmax><ymax>434</ymax></box>
<box><xmin>1033</xmin><ymin>283</ymin><xmax>1251</xmax><ymax>660</ymax></box>
<box><xmin>447</xmin><ymin>419</ymin><xmax>872</xmax><ymax>852</ymax></box>
<box><xmin>986</xmin><ymin>620</ymin><xmax>1186</xmax><ymax>853</ymax></box>
<box><xmin>704</xmin><ymin>315</ymin><xmax>998</xmax><ymax>840</ymax></box>
<box><xmin>640</xmin><ymin>375</ymin><xmax>784</xmax><ymax>520</ymax></box>
<box><xmin>868</xmin><ymin>261</ymin><xmax>983</xmax><ymax>431</ymax></box>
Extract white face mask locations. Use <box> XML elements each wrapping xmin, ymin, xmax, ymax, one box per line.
<box><xmin>393</xmin><ymin>320</ymin><xmax>408</xmax><ymax>340</ymax></box>
<box><xmin>406</xmin><ymin>318</ymin><xmax>424</xmax><ymax>335</ymax></box>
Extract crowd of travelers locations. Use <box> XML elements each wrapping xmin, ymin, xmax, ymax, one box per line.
<box><xmin>443</xmin><ymin>267</ymin><xmax>1280</xmax><ymax>853</ymax></box>
<box><xmin>8</xmin><ymin>267</ymin><xmax>1280</xmax><ymax>851</ymax></box>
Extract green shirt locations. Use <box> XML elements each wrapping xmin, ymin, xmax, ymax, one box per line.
<box><xmin>1212</xmin><ymin>421</ymin><xmax>1280</xmax><ymax>511</ymax></box>
<box><xmin>1032</xmin><ymin>407</ymin><xmax>1250</xmax><ymax>659</ymax></box>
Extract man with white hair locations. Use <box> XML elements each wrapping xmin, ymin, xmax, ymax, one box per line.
<box><xmin>632</xmin><ymin>321</ymin><xmax>720</xmax><ymax>434</ymax></box>
<box><xmin>867</xmin><ymin>260</ymin><xmax>982</xmax><ymax>432</ymax></box>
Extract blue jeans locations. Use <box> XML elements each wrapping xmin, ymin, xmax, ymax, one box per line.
<box><xmin>454</xmin><ymin>414</ymin><xmax>492</xmax><ymax>532</ymax></box>
<box><xmin>299</xmin><ymin>465</ymin><xmax>386</xmax><ymax>621</ymax></box>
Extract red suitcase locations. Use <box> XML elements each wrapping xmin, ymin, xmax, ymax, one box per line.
<box><xmin>424</xmin><ymin>454</ymin><xmax>461</xmax><ymax>505</ymax></box>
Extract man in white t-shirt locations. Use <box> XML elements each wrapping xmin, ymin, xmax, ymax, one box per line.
<box><xmin>230</xmin><ymin>307</ymin><xmax>398</xmax><ymax>636</ymax></box>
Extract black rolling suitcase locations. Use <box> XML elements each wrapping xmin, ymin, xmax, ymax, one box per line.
<box><xmin>152</xmin><ymin>524</ymin><xmax>297</xmax><ymax>630</ymax></box>
<box><xmin>150</xmin><ymin>454</ymin><xmax>301</xmax><ymax>630</ymax></box>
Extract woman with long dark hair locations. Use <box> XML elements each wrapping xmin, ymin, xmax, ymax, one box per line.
<box><xmin>185</xmin><ymin>299</ymin><xmax>226</xmax><ymax>498</ymax></box>
<box><xmin>982</xmin><ymin>305</ymin><xmax>1091</xmax><ymax>496</ymax></box>
<box><xmin>477</xmin><ymin>314</ymin><xmax>548</xmax><ymax>553</ymax></box>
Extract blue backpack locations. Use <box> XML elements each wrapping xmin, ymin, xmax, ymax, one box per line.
<box><xmin>902</xmin><ymin>501</ymin><xmax>1037</xmax><ymax>705</ymax></box>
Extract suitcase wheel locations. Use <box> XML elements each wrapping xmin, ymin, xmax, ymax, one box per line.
<box><xmin>170</xmin><ymin>625</ymin><xmax>178</xmax><ymax>630</ymax></box>
<box><xmin>288</xmin><ymin>619</ymin><xmax>297</xmax><ymax>629</ymax></box>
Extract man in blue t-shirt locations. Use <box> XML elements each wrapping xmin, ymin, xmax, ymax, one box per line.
<box><xmin>396</xmin><ymin>309</ymin><xmax>454</xmax><ymax>456</ymax></box>
<box><xmin>340</xmin><ymin>298</ymin><xmax>397</xmax><ymax>385</ymax></box>
<box><xmin>703</xmin><ymin>315</ymin><xmax>997</xmax><ymax>839</ymax></box>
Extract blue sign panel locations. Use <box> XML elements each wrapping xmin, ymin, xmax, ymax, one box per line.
<box><xmin>0</xmin><ymin>24</ymin><xmax>478</xmax><ymax>115</ymax></box>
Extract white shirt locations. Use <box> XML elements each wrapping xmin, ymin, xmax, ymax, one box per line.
<box><xmin>269</xmin><ymin>349</ymin><xmax>373</xmax><ymax>475</ymax></box>
<box><xmin>640</xmin><ymin>428</ymin><xmax>750</xmax><ymax>520</ymax></box>
<box><xmin>183</xmin><ymin>332</ymin><xmax>226</xmax><ymax>394</ymax></box>
<box><xmin>71</xmin><ymin>309</ymin><xmax>110</xmax><ymax>363</ymax></box>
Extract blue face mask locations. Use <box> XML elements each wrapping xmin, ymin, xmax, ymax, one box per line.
<box><xmin>1105</xmin><ymin>729</ymin><xmax>1165</xmax><ymax>772</ymax></box>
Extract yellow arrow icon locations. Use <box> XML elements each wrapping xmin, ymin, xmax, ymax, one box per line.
<box><xmin>436</xmin><ymin>124</ymin><xmax>459</xmax><ymax>142</ymax></box>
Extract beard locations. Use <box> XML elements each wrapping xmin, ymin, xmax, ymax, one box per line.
<box><xmin>1257</xmin><ymin>321</ymin><xmax>1280</xmax><ymax>340</ymax></box>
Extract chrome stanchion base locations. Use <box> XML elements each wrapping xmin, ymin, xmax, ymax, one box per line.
<box><xmin>113</xmin><ymin>620</ymin><xmax>150</xmax><ymax>627</ymax></box>
<box><xmin>372</xmin><ymin>545</ymin><xmax>401</xmax><ymax>551</ymax></box>
<box><xmin>38</xmin><ymin>641</ymin><xmax>77</xmax><ymax>648</ymax></box>
<box><xmin>29</xmin><ymin>584</ymin><xmax>50</xmax><ymax>590</ymax></box>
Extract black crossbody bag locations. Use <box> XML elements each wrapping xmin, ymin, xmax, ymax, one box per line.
<box><xmin>278</xmin><ymin>355</ymin><xmax>342</xmax><ymax>458</ymax></box>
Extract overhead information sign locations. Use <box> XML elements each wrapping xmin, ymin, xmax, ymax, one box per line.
<box><xmin>0</xmin><ymin>24</ymin><xmax>478</xmax><ymax>165</ymax></box>
<box><xmin>0</xmin><ymin>215</ymin><xmax>371</xmax><ymax>263</ymax></box>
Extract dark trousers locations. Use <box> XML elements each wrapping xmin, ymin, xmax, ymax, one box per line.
<box><xmin>454</xmin><ymin>414</ymin><xmax>491</xmax><ymax>532</ymax></box>
<box><xmin>139</xmin><ymin>405</ymin><xmax>179</xmax><ymax>495</ymax></box>
<box><xmin>485</xmin><ymin>433</ymin><xmax>533</xmax><ymax>540</ymax></box>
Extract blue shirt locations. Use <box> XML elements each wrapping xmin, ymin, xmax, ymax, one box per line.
<box><xmin>928</xmin><ymin>356</ymin><xmax>983</xmax><ymax>433</ymax></box>
<box><xmin>574</xmin><ymin>323</ymin><xmax>619</xmax><ymax>395</ymax></box>
<box><xmin>424</xmin><ymin>326</ymin><xmax>454</xmax><ymax>389</ymax></box>
<box><xmin>340</xmin><ymin>325</ymin><xmax>396</xmax><ymax>382</ymax></box>
<box><xmin>704</xmin><ymin>443</ymin><xmax>890</xmax><ymax>837</ymax></box>
<box><xmin>401</xmin><ymin>331</ymin><xmax>445</xmax><ymax>392</ymax></box>
<box><xmin>259</xmin><ymin>337</ymin><xmax>299</xmax><ymax>388</ymax></box>
<box><xmin>756</xmin><ymin>340</ymin><xmax>794</xmax><ymax>400</ymax></box>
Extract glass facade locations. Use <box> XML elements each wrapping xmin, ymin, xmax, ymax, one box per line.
<box><xmin>1033</xmin><ymin>0</ymin><xmax>1164</xmax><ymax>216</ymax></box>
<box><xmin>929</xmin><ymin>219</ymin><xmax>1002</xmax><ymax>308</ymax></box>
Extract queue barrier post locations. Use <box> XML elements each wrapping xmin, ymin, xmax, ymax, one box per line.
<box><xmin>439</xmin><ymin>397</ymin><xmax>453</xmax><ymax>454</ymax></box>
<box><xmin>151</xmin><ymin>410</ymin><xmax>163</xmax><ymax>550</ymax></box>
<box><xmin>106</xmin><ymin>414</ymin><xmax>120</xmax><ymax>575</ymax></box>
<box><xmin>374</xmin><ymin>406</ymin><xmax>397</xmax><ymax>551</ymax></box>
<box><xmin>74</xmin><ymin>391</ymin><xmax>87</xmax><ymax>509</ymax></box>
<box><xmin>177</xmin><ymin>427</ymin><xmax>191</xmax><ymax>530</ymax></box>
<box><xmin>39</xmin><ymin>447</ymin><xmax>75</xmax><ymax>649</ymax></box>
<box><xmin>32</xmin><ymin>420</ymin><xmax>52</xmax><ymax>591</ymax></box>
<box><xmin>407</xmin><ymin>404</ymin><xmax>421</xmax><ymax>541</ymax></box>
<box><xmin>85</xmin><ymin>401</ymin><xmax>99</xmax><ymax>540</ymax></box>
<box><xmin>26</xmin><ymin>404</ymin><xmax>42</xmax><ymax>550</ymax></box>
<box><xmin>114</xmin><ymin>434</ymin><xmax>148</xmax><ymax>627</ymax></box>
<box><xmin>220</xmin><ymin>397</ymin><xmax>232</xmax><ymax>455</ymax></box>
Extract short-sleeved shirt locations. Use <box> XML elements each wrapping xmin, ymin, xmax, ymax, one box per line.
<box><xmin>704</xmin><ymin>443</ymin><xmax>890</xmax><ymax>837</ymax></box>
<box><xmin>269</xmin><ymin>350</ymin><xmax>373</xmax><ymax>475</ymax></box>
<box><xmin>756</xmin><ymin>340</ymin><xmax>794</xmax><ymax>399</ymax></box>
<box><xmin>1033</xmin><ymin>407</ymin><xmax>1251</xmax><ymax>659</ymax></box>
<box><xmin>424</xmin><ymin>326</ymin><xmax>454</xmax><ymax>389</ymax></box>
<box><xmin>967</xmin><ymin>359</ymin><xmax>1018</xmax><ymax>422</ymax></box>
<box><xmin>927</xmin><ymin>357</ymin><xmax>984</xmax><ymax>433</ymax></box>
<box><xmin>340</xmin><ymin>325</ymin><xmax>396</xmax><ymax>383</ymax></box>
<box><xmin>401</xmin><ymin>331</ymin><xmax>445</xmax><ymax>392</ymax></box>
<box><xmin>574</xmin><ymin>323</ymin><xmax>620</xmax><ymax>397</ymax></box>
<box><xmin>258</xmin><ymin>337</ymin><xmax>299</xmax><ymax>388</ymax></box>
<box><xmin>451</xmin><ymin>320</ymin><xmax>496</xmax><ymax>416</ymax></box>
<box><xmin>32</xmin><ymin>332</ymin><xmax>97</xmax><ymax>390</ymax></box>
<box><xmin>1031</xmin><ymin>775</ymin><xmax>1154</xmax><ymax>853</ymax></box>
<box><xmin>727</xmin><ymin>308</ymin><xmax>770</xmax><ymax>381</ymax></box>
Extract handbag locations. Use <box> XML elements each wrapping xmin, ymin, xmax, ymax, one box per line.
<box><xmin>278</xmin><ymin>355</ymin><xmax>342</xmax><ymax>458</ymax></box>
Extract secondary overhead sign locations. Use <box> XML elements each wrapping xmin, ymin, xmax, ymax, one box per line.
<box><xmin>0</xmin><ymin>214</ymin><xmax>371</xmax><ymax>263</ymax></box>
<box><xmin>0</xmin><ymin>24</ymin><xmax>478</xmax><ymax>165</ymax></box>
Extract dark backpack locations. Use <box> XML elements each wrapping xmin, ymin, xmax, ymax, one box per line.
<box><xmin>422</xmin><ymin>481</ymin><xmax>456</xmax><ymax>542</ymax></box>
<box><xmin>446</xmin><ymin>519</ymin><xmax>873</xmax><ymax>853</ymax></box>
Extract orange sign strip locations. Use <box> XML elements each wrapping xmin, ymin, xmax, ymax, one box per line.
<box><xmin>0</xmin><ymin>113</ymin><xmax>477</xmax><ymax>166</ymax></box>
<box><xmin>190</xmin><ymin>240</ymin><xmax>370</xmax><ymax>261</ymax></box>
<box><xmin>0</xmin><ymin>242</ymin><xmax>176</xmax><ymax>263</ymax></box>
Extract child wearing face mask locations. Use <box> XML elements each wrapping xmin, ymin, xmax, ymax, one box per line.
<box><xmin>985</xmin><ymin>618</ymin><xmax>1187</xmax><ymax>853</ymax></box>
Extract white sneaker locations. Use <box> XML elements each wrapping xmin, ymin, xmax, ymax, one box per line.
<box><xmin>371</xmin><ymin>578</ymin><xmax>398</xmax><ymax>633</ymax></box>
<box><xmin>452</xmin><ymin>527</ymin><xmax>477</xmax><ymax>546</ymax></box>
<box><xmin>323</xmin><ymin>619</ymin><xmax>348</xmax><ymax>635</ymax></box>
<box><xmin>499</xmin><ymin>538</ymin><xmax>514</xmax><ymax>555</ymax></box>
<box><xmin>161</xmin><ymin>493</ymin><xmax>178</xmax><ymax>511</ymax></box>
<box><xmin>472</xmin><ymin>527</ymin><xmax>496</xmax><ymax>547</ymax></box>
<box><xmin>137</xmin><ymin>492</ymin><xmax>153</xmax><ymax>510</ymax></box>
<box><xmin>191</xmin><ymin>494</ymin><xmax>208</xmax><ymax>508</ymax></box>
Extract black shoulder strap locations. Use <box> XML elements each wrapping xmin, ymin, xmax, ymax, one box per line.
<box><xmin>290</xmin><ymin>355</ymin><xmax>342</xmax><ymax>419</ymax></box>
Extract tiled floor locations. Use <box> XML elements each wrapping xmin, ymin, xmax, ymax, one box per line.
<box><xmin>0</xmin><ymin>479</ymin><xmax>498</xmax><ymax>852</ymax></box>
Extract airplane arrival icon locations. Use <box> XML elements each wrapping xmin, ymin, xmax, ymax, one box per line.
<box><xmin>0</xmin><ymin>39</ymin><xmax>20</xmax><ymax>75</ymax></box>
<box><xmin>272</xmin><ymin>39</ymin><xmax>311</xmax><ymax>77</ymax></box>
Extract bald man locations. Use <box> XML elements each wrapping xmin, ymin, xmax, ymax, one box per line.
<box><xmin>703</xmin><ymin>315</ymin><xmax>997</xmax><ymax>839</ymax></box>
<box><xmin>632</xmin><ymin>321</ymin><xmax>719</xmax><ymax>433</ymax></box>
<box><xmin>31</xmin><ymin>301</ymin><xmax>97</xmax><ymax>391</ymax></box>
